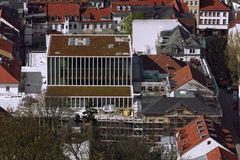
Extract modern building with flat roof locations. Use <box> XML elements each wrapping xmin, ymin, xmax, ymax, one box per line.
<box><xmin>46</xmin><ymin>34</ymin><xmax>133</xmax><ymax>108</ymax></box>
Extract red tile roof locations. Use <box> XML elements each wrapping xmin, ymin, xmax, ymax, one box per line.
<box><xmin>207</xmin><ymin>147</ymin><xmax>238</xmax><ymax>160</ymax></box>
<box><xmin>111</xmin><ymin>0</ymin><xmax>183</xmax><ymax>13</ymax></box>
<box><xmin>200</xmin><ymin>0</ymin><xmax>230</xmax><ymax>11</ymax></box>
<box><xmin>47</xmin><ymin>3</ymin><xmax>80</xmax><ymax>22</ymax></box>
<box><xmin>0</xmin><ymin>38</ymin><xmax>13</xmax><ymax>59</ymax></box>
<box><xmin>142</xmin><ymin>54</ymin><xmax>186</xmax><ymax>74</ymax></box>
<box><xmin>229</xmin><ymin>17</ymin><xmax>240</xmax><ymax>29</ymax></box>
<box><xmin>0</xmin><ymin>59</ymin><xmax>21</xmax><ymax>84</ymax></box>
<box><xmin>81</xmin><ymin>7</ymin><xmax>112</xmax><ymax>22</ymax></box>
<box><xmin>171</xmin><ymin>64</ymin><xmax>207</xmax><ymax>90</ymax></box>
<box><xmin>177</xmin><ymin>115</ymin><xmax>237</xmax><ymax>157</ymax></box>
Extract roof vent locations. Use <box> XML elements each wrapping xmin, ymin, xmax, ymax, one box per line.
<box><xmin>115</xmin><ymin>36</ymin><xmax>129</xmax><ymax>42</ymax></box>
<box><xmin>68</xmin><ymin>38</ymin><xmax>90</xmax><ymax>46</ymax></box>
<box><xmin>55</xmin><ymin>51</ymin><xmax>61</xmax><ymax>55</ymax></box>
<box><xmin>108</xmin><ymin>44</ymin><xmax>115</xmax><ymax>48</ymax></box>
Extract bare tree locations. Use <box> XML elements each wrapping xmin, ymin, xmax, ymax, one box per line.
<box><xmin>16</xmin><ymin>92</ymin><xmax>74</xmax><ymax>119</ymax></box>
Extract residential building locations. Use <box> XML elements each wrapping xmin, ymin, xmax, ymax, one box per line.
<box><xmin>170</xmin><ymin>64</ymin><xmax>215</xmax><ymax>97</ymax></box>
<box><xmin>182</xmin><ymin>0</ymin><xmax>200</xmax><ymax>26</ymax></box>
<box><xmin>24</xmin><ymin>2</ymin><xmax>47</xmax><ymax>46</ymax></box>
<box><xmin>133</xmin><ymin>54</ymin><xmax>186</xmax><ymax>96</ymax></box>
<box><xmin>156</xmin><ymin>25</ymin><xmax>201</xmax><ymax>61</ymax></box>
<box><xmin>141</xmin><ymin>97</ymin><xmax>222</xmax><ymax>136</ymax></box>
<box><xmin>81</xmin><ymin>7</ymin><xmax>114</xmax><ymax>34</ymax></box>
<box><xmin>46</xmin><ymin>34</ymin><xmax>133</xmax><ymax>109</ymax></box>
<box><xmin>47</xmin><ymin>3</ymin><xmax>81</xmax><ymax>34</ymax></box>
<box><xmin>176</xmin><ymin>115</ymin><xmax>238</xmax><ymax>160</ymax></box>
<box><xmin>199</xmin><ymin>0</ymin><xmax>230</xmax><ymax>33</ymax></box>
<box><xmin>0</xmin><ymin>38</ymin><xmax>21</xmax><ymax>95</ymax></box>
<box><xmin>0</xmin><ymin>6</ymin><xmax>21</xmax><ymax>58</ymax></box>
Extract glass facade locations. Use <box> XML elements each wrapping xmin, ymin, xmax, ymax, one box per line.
<box><xmin>47</xmin><ymin>57</ymin><xmax>132</xmax><ymax>86</ymax></box>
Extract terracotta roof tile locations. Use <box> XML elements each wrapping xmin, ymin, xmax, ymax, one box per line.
<box><xmin>47</xmin><ymin>3</ymin><xmax>80</xmax><ymax>22</ymax></box>
<box><xmin>207</xmin><ymin>147</ymin><xmax>238</xmax><ymax>160</ymax></box>
<box><xmin>142</xmin><ymin>54</ymin><xmax>186</xmax><ymax>74</ymax></box>
<box><xmin>111</xmin><ymin>0</ymin><xmax>182</xmax><ymax>13</ymax></box>
<box><xmin>200</xmin><ymin>0</ymin><xmax>230</xmax><ymax>11</ymax></box>
<box><xmin>0</xmin><ymin>38</ymin><xmax>13</xmax><ymax>59</ymax></box>
<box><xmin>81</xmin><ymin>7</ymin><xmax>112</xmax><ymax>22</ymax></box>
<box><xmin>0</xmin><ymin>59</ymin><xmax>21</xmax><ymax>84</ymax></box>
<box><xmin>177</xmin><ymin>115</ymin><xmax>237</xmax><ymax>157</ymax></box>
<box><xmin>171</xmin><ymin>64</ymin><xmax>207</xmax><ymax>90</ymax></box>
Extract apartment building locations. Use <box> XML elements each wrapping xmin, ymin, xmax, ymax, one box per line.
<box><xmin>199</xmin><ymin>0</ymin><xmax>230</xmax><ymax>32</ymax></box>
<box><xmin>176</xmin><ymin>115</ymin><xmax>238</xmax><ymax>160</ymax></box>
<box><xmin>46</xmin><ymin>34</ymin><xmax>133</xmax><ymax>109</ymax></box>
<box><xmin>183</xmin><ymin>0</ymin><xmax>200</xmax><ymax>26</ymax></box>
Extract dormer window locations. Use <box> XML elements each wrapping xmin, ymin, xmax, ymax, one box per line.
<box><xmin>127</xmin><ymin>6</ymin><xmax>131</xmax><ymax>11</ymax></box>
<box><xmin>117</xmin><ymin>6</ymin><xmax>120</xmax><ymax>11</ymax></box>
<box><xmin>190</xmin><ymin>49</ymin><xmax>195</xmax><ymax>54</ymax></box>
<box><xmin>122</xmin><ymin>6</ymin><xmax>126</xmax><ymax>11</ymax></box>
<box><xmin>74</xmin><ymin>16</ymin><xmax>78</xmax><ymax>21</ymax></box>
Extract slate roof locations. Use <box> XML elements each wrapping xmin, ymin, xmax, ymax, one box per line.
<box><xmin>158</xmin><ymin>25</ymin><xmax>200</xmax><ymax>55</ymax></box>
<box><xmin>142</xmin><ymin>97</ymin><xmax>219</xmax><ymax>116</ymax></box>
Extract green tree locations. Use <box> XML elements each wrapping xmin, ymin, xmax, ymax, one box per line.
<box><xmin>226</xmin><ymin>34</ymin><xmax>240</xmax><ymax>84</ymax></box>
<box><xmin>121</xmin><ymin>12</ymin><xmax>144</xmax><ymax>34</ymax></box>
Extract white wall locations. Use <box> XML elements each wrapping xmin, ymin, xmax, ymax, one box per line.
<box><xmin>132</xmin><ymin>19</ymin><xmax>183</xmax><ymax>55</ymax></box>
<box><xmin>0</xmin><ymin>84</ymin><xmax>18</xmax><ymax>94</ymax></box>
<box><xmin>184</xmin><ymin>48</ymin><xmax>201</xmax><ymax>55</ymax></box>
<box><xmin>229</xmin><ymin>24</ymin><xmax>240</xmax><ymax>35</ymax></box>
<box><xmin>199</xmin><ymin>11</ymin><xmax>229</xmax><ymax>30</ymax></box>
<box><xmin>181</xmin><ymin>137</ymin><xmax>233</xmax><ymax>159</ymax></box>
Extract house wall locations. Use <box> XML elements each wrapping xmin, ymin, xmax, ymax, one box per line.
<box><xmin>170</xmin><ymin>79</ymin><xmax>214</xmax><ymax>97</ymax></box>
<box><xmin>198</xmin><ymin>11</ymin><xmax>229</xmax><ymax>30</ymax></box>
<box><xmin>228</xmin><ymin>24</ymin><xmax>240</xmax><ymax>36</ymax></box>
<box><xmin>181</xmin><ymin>137</ymin><xmax>233</xmax><ymax>159</ymax></box>
<box><xmin>0</xmin><ymin>84</ymin><xmax>18</xmax><ymax>94</ymax></box>
<box><xmin>183</xmin><ymin>0</ymin><xmax>200</xmax><ymax>26</ymax></box>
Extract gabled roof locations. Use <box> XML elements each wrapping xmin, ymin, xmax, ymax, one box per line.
<box><xmin>176</xmin><ymin>115</ymin><xmax>237</xmax><ymax>157</ymax></box>
<box><xmin>47</xmin><ymin>3</ymin><xmax>80</xmax><ymax>22</ymax></box>
<box><xmin>111</xmin><ymin>0</ymin><xmax>184</xmax><ymax>13</ymax></box>
<box><xmin>159</xmin><ymin>25</ymin><xmax>200</xmax><ymax>54</ymax></box>
<box><xmin>142</xmin><ymin>54</ymin><xmax>186</xmax><ymax>74</ymax></box>
<box><xmin>142</xmin><ymin>97</ymin><xmax>219</xmax><ymax>116</ymax></box>
<box><xmin>200</xmin><ymin>0</ymin><xmax>230</xmax><ymax>11</ymax></box>
<box><xmin>171</xmin><ymin>64</ymin><xmax>207</xmax><ymax>90</ymax></box>
<box><xmin>81</xmin><ymin>7</ymin><xmax>112</xmax><ymax>22</ymax></box>
<box><xmin>0</xmin><ymin>61</ymin><xmax>21</xmax><ymax>84</ymax></box>
<box><xmin>0</xmin><ymin>38</ymin><xmax>13</xmax><ymax>59</ymax></box>
<box><xmin>207</xmin><ymin>147</ymin><xmax>238</xmax><ymax>160</ymax></box>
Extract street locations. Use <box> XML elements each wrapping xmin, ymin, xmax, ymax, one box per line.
<box><xmin>219</xmin><ymin>89</ymin><xmax>240</xmax><ymax>158</ymax></box>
